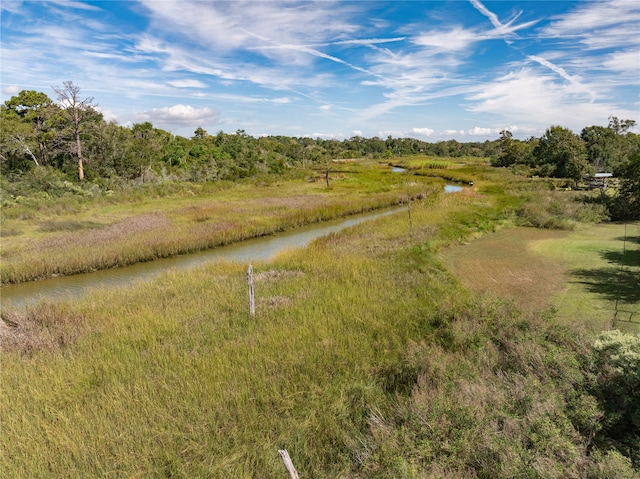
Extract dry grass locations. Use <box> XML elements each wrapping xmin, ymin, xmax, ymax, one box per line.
<box><xmin>440</xmin><ymin>228</ymin><xmax>569</xmax><ymax>314</ymax></box>
<box><xmin>0</xmin><ymin>304</ymin><xmax>87</xmax><ymax>356</ymax></box>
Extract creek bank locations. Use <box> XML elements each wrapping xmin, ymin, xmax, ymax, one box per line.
<box><xmin>1</xmin><ymin>207</ymin><xmax>402</xmax><ymax>309</ymax></box>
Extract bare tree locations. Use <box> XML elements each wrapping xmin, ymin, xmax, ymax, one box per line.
<box><xmin>53</xmin><ymin>81</ymin><xmax>96</xmax><ymax>180</ymax></box>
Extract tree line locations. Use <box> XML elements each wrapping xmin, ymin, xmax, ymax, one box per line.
<box><xmin>1</xmin><ymin>82</ymin><xmax>638</xmax><ymax>217</ymax></box>
<box><xmin>0</xmin><ymin>83</ymin><xmax>496</xmax><ymax>183</ymax></box>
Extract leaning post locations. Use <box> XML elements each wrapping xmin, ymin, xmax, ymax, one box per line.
<box><xmin>407</xmin><ymin>193</ymin><xmax>413</xmax><ymax>241</ymax></box>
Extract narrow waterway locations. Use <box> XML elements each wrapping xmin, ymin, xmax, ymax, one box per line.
<box><xmin>1</xmin><ymin>207</ymin><xmax>402</xmax><ymax>309</ymax></box>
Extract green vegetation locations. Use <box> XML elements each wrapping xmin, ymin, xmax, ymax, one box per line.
<box><xmin>1</xmin><ymin>84</ymin><xmax>639</xmax><ymax>477</ymax></box>
<box><xmin>532</xmin><ymin>222</ymin><xmax>640</xmax><ymax>333</ymax></box>
<box><xmin>2</xmin><ymin>161</ymin><xmax>639</xmax><ymax>477</ymax></box>
<box><xmin>1</xmin><ymin>160</ymin><xmax>434</xmax><ymax>284</ymax></box>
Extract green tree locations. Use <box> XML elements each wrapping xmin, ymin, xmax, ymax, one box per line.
<box><xmin>0</xmin><ymin>107</ymin><xmax>40</xmax><ymax>171</ymax></box>
<box><xmin>614</xmin><ymin>151</ymin><xmax>640</xmax><ymax>219</ymax></box>
<box><xmin>581</xmin><ymin>118</ymin><xmax>639</xmax><ymax>174</ymax></box>
<box><xmin>533</xmin><ymin>125</ymin><xmax>590</xmax><ymax>186</ymax></box>
<box><xmin>493</xmin><ymin>130</ymin><xmax>532</xmax><ymax>167</ymax></box>
<box><xmin>3</xmin><ymin>90</ymin><xmax>56</xmax><ymax>166</ymax></box>
<box><xmin>581</xmin><ymin>125</ymin><xmax>616</xmax><ymax>172</ymax></box>
<box><xmin>85</xmin><ymin>120</ymin><xmax>133</xmax><ymax>179</ymax></box>
<box><xmin>126</xmin><ymin>122</ymin><xmax>172</xmax><ymax>182</ymax></box>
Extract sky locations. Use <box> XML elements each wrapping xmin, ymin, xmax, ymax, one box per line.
<box><xmin>1</xmin><ymin>0</ymin><xmax>639</xmax><ymax>141</ymax></box>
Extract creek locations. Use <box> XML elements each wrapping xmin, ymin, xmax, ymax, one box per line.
<box><xmin>1</xmin><ymin>207</ymin><xmax>402</xmax><ymax>309</ymax></box>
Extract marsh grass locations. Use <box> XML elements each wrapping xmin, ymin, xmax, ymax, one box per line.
<box><xmin>0</xmin><ymin>303</ymin><xmax>88</xmax><ymax>356</ymax></box>
<box><xmin>1</xmin><ymin>163</ymin><xmax>634</xmax><ymax>477</ymax></box>
<box><xmin>1</xmin><ymin>163</ymin><xmax>434</xmax><ymax>284</ymax></box>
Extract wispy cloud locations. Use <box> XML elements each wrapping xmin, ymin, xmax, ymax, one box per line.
<box><xmin>469</xmin><ymin>0</ymin><xmax>538</xmax><ymax>39</ymax></box>
<box><xmin>540</xmin><ymin>0</ymin><xmax>640</xmax><ymax>49</ymax></box>
<box><xmin>527</xmin><ymin>55</ymin><xmax>596</xmax><ymax>101</ymax></box>
<box><xmin>167</xmin><ymin>80</ymin><xmax>207</xmax><ymax>89</ymax></box>
<box><xmin>1</xmin><ymin>1</ymin><xmax>636</xmax><ymax>139</ymax></box>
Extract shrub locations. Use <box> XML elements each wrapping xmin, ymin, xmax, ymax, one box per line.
<box><xmin>589</xmin><ymin>330</ymin><xmax>640</xmax><ymax>467</ymax></box>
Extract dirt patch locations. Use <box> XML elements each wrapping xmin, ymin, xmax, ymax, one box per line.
<box><xmin>440</xmin><ymin>227</ymin><xmax>569</xmax><ymax>313</ymax></box>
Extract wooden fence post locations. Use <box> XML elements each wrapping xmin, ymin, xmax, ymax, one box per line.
<box><xmin>407</xmin><ymin>194</ymin><xmax>413</xmax><ymax>241</ymax></box>
<box><xmin>248</xmin><ymin>264</ymin><xmax>255</xmax><ymax>318</ymax></box>
<box><xmin>278</xmin><ymin>449</ymin><xmax>300</xmax><ymax>479</ymax></box>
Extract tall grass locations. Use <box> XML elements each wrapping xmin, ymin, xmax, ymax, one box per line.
<box><xmin>2</xmin><ymin>179</ymin><xmax>634</xmax><ymax>477</ymax></box>
<box><xmin>1</xmin><ymin>162</ymin><xmax>435</xmax><ymax>284</ymax></box>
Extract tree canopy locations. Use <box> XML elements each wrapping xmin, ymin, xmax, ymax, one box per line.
<box><xmin>1</xmin><ymin>85</ymin><xmax>638</xmax><ymax>214</ymax></box>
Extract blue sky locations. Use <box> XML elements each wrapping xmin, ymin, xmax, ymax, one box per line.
<box><xmin>1</xmin><ymin>1</ymin><xmax>638</xmax><ymax>141</ymax></box>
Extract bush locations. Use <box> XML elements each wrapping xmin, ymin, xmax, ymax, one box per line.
<box><xmin>516</xmin><ymin>191</ymin><xmax>609</xmax><ymax>229</ymax></box>
<box><xmin>589</xmin><ymin>330</ymin><xmax>640</xmax><ymax>467</ymax></box>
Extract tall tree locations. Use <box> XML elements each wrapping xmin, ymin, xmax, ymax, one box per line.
<box><xmin>616</xmin><ymin>151</ymin><xmax>640</xmax><ymax>219</ymax></box>
<box><xmin>581</xmin><ymin>125</ymin><xmax>615</xmax><ymax>172</ymax></box>
<box><xmin>533</xmin><ymin>126</ymin><xmax>590</xmax><ymax>186</ymax></box>
<box><xmin>3</xmin><ymin>90</ymin><xmax>55</xmax><ymax>166</ymax></box>
<box><xmin>52</xmin><ymin>81</ymin><xmax>97</xmax><ymax>180</ymax></box>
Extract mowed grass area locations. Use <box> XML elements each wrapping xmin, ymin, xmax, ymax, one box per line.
<box><xmin>533</xmin><ymin>222</ymin><xmax>640</xmax><ymax>333</ymax></box>
<box><xmin>440</xmin><ymin>227</ymin><xmax>569</xmax><ymax>314</ymax></box>
<box><xmin>441</xmin><ymin>222</ymin><xmax>640</xmax><ymax>333</ymax></box>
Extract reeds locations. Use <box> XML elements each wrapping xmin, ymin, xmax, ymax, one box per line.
<box><xmin>1</xmin><ymin>165</ymin><xmax>432</xmax><ymax>284</ymax></box>
<box><xmin>1</xmin><ymin>164</ymin><xmax>631</xmax><ymax>477</ymax></box>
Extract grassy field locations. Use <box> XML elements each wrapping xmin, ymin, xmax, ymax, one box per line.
<box><xmin>1</xmin><ymin>162</ymin><xmax>637</xmax><ymax>478</ymax></box>
<box><xmin>533</xmin><ymin>222</ymin><xmax>640</xmax><ymax>333</ymax></box>
<box><xmin>441</xmin><ymin>222</ymin><xmax>639</xmax><ymax>334</ymax></box>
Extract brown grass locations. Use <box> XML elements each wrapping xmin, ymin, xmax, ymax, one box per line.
<box><xmin>440</xmin><ymin>227</ymin><xmax>570</xmax><ymax>313</ymax></box>
<box><xmin>0</xmin><ymin>305</ymin><xmax>87</xmax><ymax>356</ymax></box>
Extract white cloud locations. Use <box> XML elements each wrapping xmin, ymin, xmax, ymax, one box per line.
<box><xmin>138</xmin><ymin>0</ymin><xmax>360</xmax><ymax>66</ymax></box>
<box><xmin>604</xmin><ymin>49</ymin><xmax>640</xmax><ymax>75</ymax></box>
<box><xmin>468</xmin><ymin>126</ymin><xmax>499</xmax><ymax>136</ymax></box>
<box><xmin>543</xmin><ymin>0</ymin><xmax>640</xmax><ymax>45</ymax></box>
<box><xmin>410</xmin><ymin>127</ymin><xmax>435</xmax><ymax>137</ymax></box>
<box><xmin>134</xmin><ymin>104</ymin><xmax>220</xmax><ymax>127</ymax></box>
<box><xmin>413</xmin><ymin>27</ymin><xmax>482</xmax><ymax>52</ymax></box>
<box><xmin>540</xmin><ymin>0</ymin><xmax>640</xmax><ymax>50</ymax></box>
<box><xmin>96</xmin><ymin>107</ymin><xmax>119</xmax><ymax>123</ymax></box>
<box><xmin>167</xmin><ymin>79</ymin><xmax>207</xmax><ymax>88</ymax></box>
<box><xmin>469</xmin><ymin>0</ymin><xmax>539</xmax><ymax>39</ymax></box>
<box><xmin>2</xmin><ymin>85</ymin><xmax>21</xmax><ymax>96</ymax></box>
<box><xmin>527</xmin><ymin>55</ymin><xmax>596</xmax><ymax>101</ymax></box>
<box><xmin>377</xmin><ymin>128</ymin><xmax>435</xmax><ymax>139</ymax></box>
<box><xmin>466</xmin><ymin>68</ymin><xmax>637</xmax><ymax>133</ymax></box>
<box><xmin>443</xmin><ymin>129</ymin><xmax>465</xmax><ymax>136</ymax></box>
<box><xmin>311</xmin><ymin>132</ymin><xmax>346</xmax><ymax>140</ymax></box>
